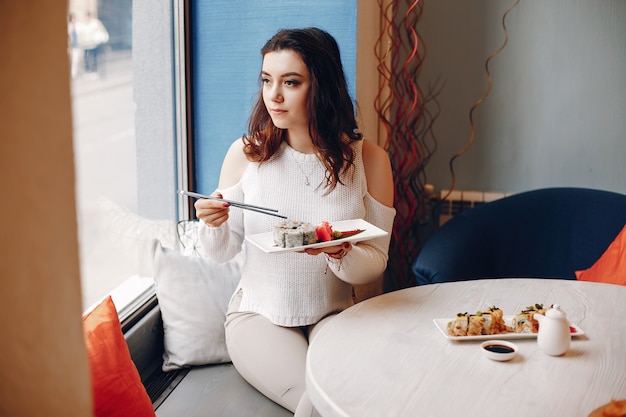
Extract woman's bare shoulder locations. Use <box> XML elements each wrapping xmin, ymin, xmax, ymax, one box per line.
<box><xmin>361</xmin><ymin>139</ymin><xmax>394</xmax><ymax>207</ymax></box>
<box><xmin>218</xmin><ymin>138</ymin><xmax>250</xmax><ymax>189</ymax></box>
<box><xmin>361</xmin><ymin>139</ymin><xmax>387</xmax><ymax>163</ymax></box>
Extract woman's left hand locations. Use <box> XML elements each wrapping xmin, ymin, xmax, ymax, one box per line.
<box><xmin>304</xmin><ymin>242</ymin><xmax>352</xmax><ymax>259</ymax></box>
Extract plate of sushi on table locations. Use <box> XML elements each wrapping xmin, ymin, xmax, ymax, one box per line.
<box><xmin>245</xmin><ymin>219</ymin><xmax>388</xmax><ymax>254</ymax></box>
<box><xmin>433</xmin><ymin>304</ymin><xmax>585</xmax><ymax>341</ymax></box>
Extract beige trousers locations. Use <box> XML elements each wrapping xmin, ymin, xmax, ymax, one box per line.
<box><xmin>225</xmin><ymin>290</ymin><xmax>334</xmax><ymax>416</ymax></box>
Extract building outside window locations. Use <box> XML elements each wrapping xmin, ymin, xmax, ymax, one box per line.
<box><xmin>70</xmin><ymin>0</ymin><xmax>181</xmax><ymax>317</ymax></box>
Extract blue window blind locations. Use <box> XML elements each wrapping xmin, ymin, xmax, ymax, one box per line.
<box><xmin>191</xmin><ymin>0</ymin><xmax>357</xmax><ymax>194</ymax></box>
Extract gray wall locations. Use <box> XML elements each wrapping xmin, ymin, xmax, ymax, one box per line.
<box><xmin>419</xmin><ymin>0</ymin><xmax>626</xmax><ymax>195</ymax></box>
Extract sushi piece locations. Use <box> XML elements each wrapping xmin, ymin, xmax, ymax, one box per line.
<box><xmin>468</xmin><ymin>312</ymin><xmax>486</xmax><ymax>336</ymax></box>
<box><xmin>484</xmin><ymin>306</ymin><xmax>508</xmax><ymax>334</ymax></box>
<box><xmin>300</xmin><ymin>223</ymin><xmax>317</xmax><ymax>245</ymax></box>
<box><xmin>513</xmin><ymin>304</ymin><xmax>547</xmax><ymax>333</ymax></box>
<box><xmin>285</xmin><ymin>228</ymin><xmax>303</xmax><ymax>248</ymax></box>
<box><xmin>273</xmin><ymin>221</ymin><xmax>288</xmax><ymax>247</ymax></box>
<box><xmin>447</xmin><ymin>313</ymin><xmax>469</xmax><ymax>336</ymax></box>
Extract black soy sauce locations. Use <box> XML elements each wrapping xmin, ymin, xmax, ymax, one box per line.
<box><xmin>484</xmin><ymin>344</ymin><xmax>515</xmax><ymax>354</ymax></box>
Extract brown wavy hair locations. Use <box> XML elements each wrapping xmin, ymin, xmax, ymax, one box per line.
<box><xmin>243</xmin><ymin>27</ymin><xmax>362</xmax><ymax>191</ymax></box>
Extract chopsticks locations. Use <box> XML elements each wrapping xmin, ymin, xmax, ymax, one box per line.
<box><xmin>179</xmin><ymin>190</ymin><xmax>288</xmax><ymax>219</ymax></box>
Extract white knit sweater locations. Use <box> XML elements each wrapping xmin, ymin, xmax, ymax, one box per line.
<box><xmin>199</xmin><ymin>140</ymin><xmax>396</xmax><ymax>326</ymax></box>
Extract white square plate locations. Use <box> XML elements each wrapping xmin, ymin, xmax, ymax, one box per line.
<box><xmin>245</xmin><ymin>219</ymin><xmax>388</xmax><ymax>254</ymax></box>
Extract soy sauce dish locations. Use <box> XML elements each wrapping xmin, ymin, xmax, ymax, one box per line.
<box><xmin>480</xmin><ymin>340</ymin><xmax>518</xmax><ymax>362</ymax></box>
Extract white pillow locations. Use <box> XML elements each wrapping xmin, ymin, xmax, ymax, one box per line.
<box><xmin>151</xmin><ymin>239</ymin><xmax>241</xmax><ymax>371</ymax></box>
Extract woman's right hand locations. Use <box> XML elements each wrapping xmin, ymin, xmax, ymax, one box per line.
<box><xmin>194</xmin><ymin>192</ymin><xmax>230</xmax><ymax>227</ymax></box>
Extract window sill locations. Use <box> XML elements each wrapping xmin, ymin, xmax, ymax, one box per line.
<box><xmin>84</xmin><ymin>275</ymin><xmax>156</xmax><ymax>322</ymax></box>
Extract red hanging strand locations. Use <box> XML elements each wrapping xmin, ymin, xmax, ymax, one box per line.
<box><xmin>376</xmin><ymin>0</ymin><xmax>442</xmax><ymax>290</ymax></box>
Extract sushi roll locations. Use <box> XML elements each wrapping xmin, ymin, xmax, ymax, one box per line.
<box><xmin>273</xmin><ymin>221</ymin><xmax>288</xmax><ymax>247</ymax></box>
<box><xmin>481</xmin><ymin>312</ymin><xmax>494</xmax><ymax>335</ymax></box>
<box><xmin>513</xmin><ymin>314</ymin><xmax>533</xmax><ymax>333</ymax></box>
<box><xmin>285</xmin><ymin>228</ymin><xmax>303</xmax><ymax>248</ymax></box>
<box><xmin>513</xmin><ymin>304</ymin><xmax>546</xmax><ymax>333</ymax></box>
<box><xmin>300</xmin><ymin>223</ymin><xmax>317</xmax><ymax>245</ymax></box>
<box><xmin>448</xmin><ymin>313</ymin><xmax>469</xmax><ymax>336</ymax></box>
<box><xmin>484</xmin><ymin>306</ymin><xmax>508</xmax><ymax>334</ymax></box>
<box><xmin>468</xmin><ymin>312</ymin><xmax>486</xmax><ymax>335</ymax></box>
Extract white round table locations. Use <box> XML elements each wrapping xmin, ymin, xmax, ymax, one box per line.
<box><xmin>306</xmin><ymin>278</ymin><xmax>626</xmax><ymax>417</ymax></box>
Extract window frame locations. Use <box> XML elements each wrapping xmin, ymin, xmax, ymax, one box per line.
<box><xmin>117</xmin><ymin>0</ymin><xmax>193</xmax><ymax>320</ymax></box>
<box><xmin>174</xmin><ymin>0</ymin><xmax>195</xmax><ymax>220</ymax></box>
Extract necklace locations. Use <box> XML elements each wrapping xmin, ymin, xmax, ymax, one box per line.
<box><xmin>288</xmin><ymin>146</ymin><xmax>317</xmax><ymax>186</ymax></box>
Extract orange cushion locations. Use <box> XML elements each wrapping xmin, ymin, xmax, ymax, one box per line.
<box><xmin>83</xmin><ymin>296</ymin><xmax>155</xmax><ymax>417</ymax></box>
<box><xmin>575</xmin><ymin>224</ymin><xmax>626</xmax><ymax>286</ymax></box>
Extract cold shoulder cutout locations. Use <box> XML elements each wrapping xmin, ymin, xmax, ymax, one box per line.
<box><xmin>218</xmin><ymin>138</ymin><xmax>250</xmax><ymax>190</ymax></box>
<box><xmin>362</xmin><ymin>139</ymin><xmax>394</xmax><ymax>208</ymax></box>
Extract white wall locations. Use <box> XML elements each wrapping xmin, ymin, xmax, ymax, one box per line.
<box><xmin>419</xmin><ymin>0</ymin><xmax>626</xmax><ymax>195</ymax></box>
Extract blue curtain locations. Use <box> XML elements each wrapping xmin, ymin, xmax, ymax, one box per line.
<box><xmin>191</xmin><ymin>0</ymin><xmax>357</xmax><ymax>193</ymax></box>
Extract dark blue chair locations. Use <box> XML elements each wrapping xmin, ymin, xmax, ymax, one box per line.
<box><xmin>412</xmin><ymin>188</ymin><xmax>626</xmax><ymax>285</ymax></box>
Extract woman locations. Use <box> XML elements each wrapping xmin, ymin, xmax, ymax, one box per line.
<box><xmin>195</xmin><ymin>28</ymin><xmax>395</xmax><ymax>416</ymax></box>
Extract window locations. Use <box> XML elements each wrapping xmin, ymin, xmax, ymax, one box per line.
<box><xmin>70</xmin><ymin>0</ymin><xmax>184</xmax><ymax>317</ymax></box>
<box><xmin>71</xmin><ymin>0</ymin><xmax>367</xmax><ymax>318</ymax></box>
<box><xmin>189</xmin><ymin>0</ymin><xmax>358</xmax><ymax>195</ymax></box>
